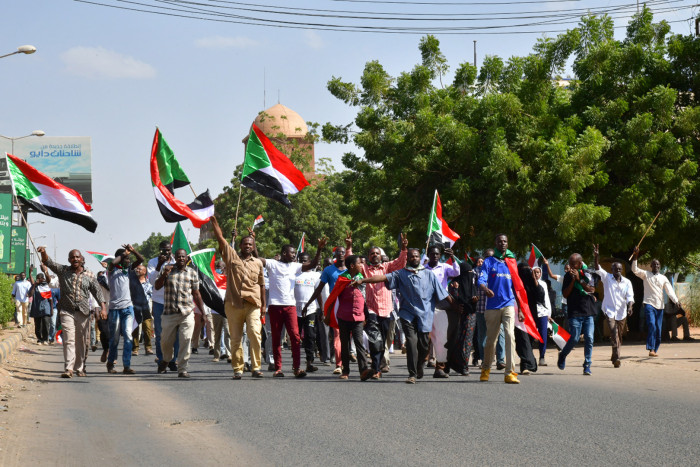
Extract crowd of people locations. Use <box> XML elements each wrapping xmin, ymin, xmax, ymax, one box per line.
<box><xmin>12</xmin><ymin>217</ymin><xmax>692</xmax><ymax>384</ymax></box>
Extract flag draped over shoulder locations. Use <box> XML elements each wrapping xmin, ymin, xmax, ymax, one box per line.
<box><xmin>427</xmin><ymin>190</ymin><xmax>460</xmax><ymax>248</ymax></box>
<box><xmin>323</xmin><ymin>276</ymin><xmax>351</xmax><ymax>329</ymax></box>
<box><xmin>150</xmin><ymin>128</ymin><xmax>214</xmax><ymax>228</ymax></box>
<box><xmin>241</xmin><ymin>124</ymin><xmax>309</xmax><ymax>208</ymax></box>
<box><xmin>170</xmin><ymin>222</ymin><xmax>191</xmax><ymax>254</ymax></box>
<box><xmin>6</xmin><ymin>153</ymin><xmax>97</xmax><ymax>232</ymax></box>
<box><xmin>189</xmin><ymin>248</ymin><xmax>226</xmax><ymax>314</ymax></box>
<box><xmin>497</xmin><ymin>253</ymin><xmax>543</xmax><ymax>343</ymax></box>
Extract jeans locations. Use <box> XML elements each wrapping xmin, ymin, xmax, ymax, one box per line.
<box><xmin>644</xmin><ymin>304</ymin><xmax>664</xmax><ymax>352</ymax></box>
<box><xmin>476</xmin><ymin>313</ymin><xmax>505</xmax><ymax>363</ymax></box>
<box><xmin>560</xmin><ymin>315</ymin><xmax>594</xmax><ymax>369</ymax></box>
<box><xmin>338</xmin><ymin>318</ymin><xmax>368</xmax><ymax>375</ymax></box>
<box><xmin>49</xmin><ymin>308</ymin><xmax>58</xmax><ymax>342</ymax></box>
<box><xmin>108</xmin><ymin>306</ymin><xmax>135</xmax><ymax>368</ymax></box>
<box><xmin>153</xmin><ymin>302</ymin><xmax>178</xmax><ymax>364</ymax></box>
<box><xmin>400</xmin><ymin>318</ymin><xmax>430</xmax><ymax>378</ymax></box>
<box><xmin>536</xmin><ymin>315</ymin><xmax>549</xmax><ymax>359</ymax></box>
<box><xmin>297</xmin><ymin>314</ymin><xmax>317</xmax><ymax>364</ymax></box>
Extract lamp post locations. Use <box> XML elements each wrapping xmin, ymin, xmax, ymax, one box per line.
<box><xmin>0</xmin><ymin>130</ymin><xmax>46</xmax><ymax>156</ymax></box>
<box><xmin>0</xmin><ymin>45</ymin><xmax>37</xmax><ymax>60</ymax></box>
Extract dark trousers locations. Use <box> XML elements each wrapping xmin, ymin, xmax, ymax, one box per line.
<box><xmin>338</xmin><ymin>319</ymin><xmax>368</xmax><ymax>375</ymax></box>
<box><xmin>314</xmin><ymin>311</ymin><xmax>330</xmax><ymax>362</ymax></box>
<box><xmin>401</xmin><ymin>318</ymin><xmax>430</xmax><ymax>377</ymax></box>
<box><xmin>297</xmin><ymin>315</ymin><xmax>317</xmax><ymax>363</ymax></box>
<box><xmin>365</xmin><ymin>314</ymin><xmax>391</xmax><ymax>372</ymax></box>
<box><xmin>515</xmin><ymin>327</ymin><xmax>538</xmax><ymax>372</ymax></box>
<box><xmin>97</xmin><ymin>318</ymin><xmax>110</xmax><ymax>351</ymax></box>
<box><xmin>444</xmin><ymin>309</ymin><xmax>461</xmax><ymax>369</ymax></box>
<box><xmin>34</xmin><ymin>316</ymin><xmax>50</xmax><ymax>342</ymax></box>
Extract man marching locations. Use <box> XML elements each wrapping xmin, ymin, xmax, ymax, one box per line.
<box><xmin>593</xmin><ymin>244</ymin><xmax>634</xmax><ymax>368</ymax></box>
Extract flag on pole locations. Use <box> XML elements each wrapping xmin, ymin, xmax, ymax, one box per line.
<box><xmin>170</xmin><ymin>222</ymin><xmax>191</xmax><ymax>254</ymax></box>
<box><xmin>189</xmin><ymin>248</ymin><xmax>226</xmax><ymax>314</ymax></box>
<box><xmin>86</xmin><ymin>251</ymin><xmax>114</xmax><ymax>265</ymax></box>
<box><xmin>241</xmin><ymin>124</ymin><xmax>310</xmax><ymax>208</ymax></box>
<box><xmin>6</xmin><ymin>153</ymin><xmax>97</xmax><ymax>232</ymax></box>
<box><xmin>252</xmin><ymin>215</ymin><xmax>265</xmax><ymax>230</ymax></box>
<box><xmin>548</xmin><ymin>321</ymin><xmax>571</xmax><ymax>350</ymax></box>
<box><xmin>150</xmin><ymin>128</ymin><xmax>214</xmax><ymax>228</ymax></box>
<box><xmin>528</xmin><ymin>243</ymin><xmax>544</xmax><ymax>268</ymax></box>
<box><xmin>297</xmin><ymin>232</ymin><xmax>305</xmax><ymax>255</ymax></box>
<box><xmin>427</xmin><ymin>190</ymin><xmax>460</xmax><ymax>248</ymax></box>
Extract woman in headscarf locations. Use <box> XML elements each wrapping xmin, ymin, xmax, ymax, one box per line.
<box><xmin>446</xmin><ymin>261</ymin><xmax>479</xmax><ymax>375</ymax></box>
<box><xmin>532</xmin><ymin>266</ymin><xmax>552</xmax><ymax>366</ymax></box>
<box><xmin>515</xmin><ymin>263</ymin><xmax>539</xmax><ymax>374</ymax></box>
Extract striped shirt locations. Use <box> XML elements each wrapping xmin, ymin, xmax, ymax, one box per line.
<box><xmin>359</xmin><ymin>250</ymin><xmax>408</xmax><ymax>317</ymax></box>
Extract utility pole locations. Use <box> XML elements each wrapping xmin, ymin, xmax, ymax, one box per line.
<box><xmin>473</xmin><ymin>40</ymin><xmax>477</xmax><ymax>69</ymax></box>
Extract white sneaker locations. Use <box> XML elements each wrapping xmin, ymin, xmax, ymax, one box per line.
<box><xmin>332</xmin><ymin>367</ymin><xmax>342</xmax><ymax>375</ymax></box>
<box><xmin>389</xmin><ymin>345</ymin><xmax>394</xmax><ymax>354</ymax></box>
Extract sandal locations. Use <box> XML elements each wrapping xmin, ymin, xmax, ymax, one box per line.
<box><xmin>273</xmin><ymin>370</ymin><xmax>285</xmax><ymax>378</ymax></box>
<box><xmin>293</xmin><ymin>368</ymin><xmax>307</xmax><ymax>378</ymax></box>
<box><xmin>76</xmin><ymin>370</ymin><xmax>87</xmax><ymax>377</ymax></box>
<box><xmin>339</xmin><ymin>374</ymin><xmax>349</xmax><ymax>380</ymax></box>
<box><xmin>61</xmin><ymin>370</ymin><xmax>73</xmax><ymax>379</ymax></box>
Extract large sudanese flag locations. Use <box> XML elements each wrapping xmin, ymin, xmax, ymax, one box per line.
<box><xmin>6</xmin><ymin>153</ymin><xmax>97</xmax><ymax>232</ymax></box>
<box><xmin>150</xmin><ymin>128</ymin><xmax>214</xmax><ymax>228</ymax></box>
<box><xmin>427</xmin><ymin>189</ymin><xmax>460</xmax><ymax>248</ymax></box>
<box><xmin>189</xmin><ymin>248</ymin><xmax>226</xmax><ymax>314</ymax></box>
<box><xmin>241</xmin><ymin>123</ymin><xmax>310</xmax><ymax>208</ymax></box>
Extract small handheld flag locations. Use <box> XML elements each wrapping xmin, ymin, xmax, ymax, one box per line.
<box><xmin>427</xmin><ymin>190</ymin><xmax>460</xmax><ymax>248</ymax></box>
<box><xmin>528</xmin><ymin>243</ymin><xmax>544</xmax><ymax>268</ymax></box>
<box><xmin>252</xmin><ymin>215</ymin><xmax>265</xmax><ymax>230</ymax></box>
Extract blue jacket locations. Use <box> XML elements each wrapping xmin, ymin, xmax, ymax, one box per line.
<box><xmin>477</xmin><ymin>256</ymin><xmax>515</xmax><ymax>309</ymax></box>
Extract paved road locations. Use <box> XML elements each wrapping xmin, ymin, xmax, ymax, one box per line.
<box><xmin>2</xmin><ymin>340</ymin><xmax>699</xmax><ymax>466</ymax></box>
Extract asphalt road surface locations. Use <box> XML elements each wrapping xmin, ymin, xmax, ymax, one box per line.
<box><xmin>2</xmin><ymin>340</ymin><xmax>699</xmax><ymax>466</ymax></box>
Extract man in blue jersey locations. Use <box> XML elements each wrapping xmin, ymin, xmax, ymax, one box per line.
<box><xmin>477</xmin><ymin>234</ymin><xmax>523</xmax><ymax>384</ymax></box>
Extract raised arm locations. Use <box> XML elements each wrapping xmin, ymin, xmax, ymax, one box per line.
<box><xmin>127</xmin><ymin>244</ymin><xmax>144</xmax><ymax>269</ymax></box>
<box><xmin>630</xmin><ymin>247</ymin><xmax>646</xmax><ymax>280</ymax></box>
<box><xmin>301</xmin><ymin>237</ymin><xmax>327</xmax><ymax>272</ymax></box>
<box><xmin>592</xmin><ymin>244</ymin><xmax>606</xmax><ymax>278</ymax></box>
<box><xmin>444</xmin><ymin>248</ymin><xmax>460</xmax><ymax>278</ymax></box>
<box><xmin>246</xmin><ymin>227</ymin><xmax>265</xmax><ymax>266</ymax></box>
<box><xmin>210</xmin><ymin>216</ymin><xmax>231</xmax><ymax>257</ymax></box>
<box><xmin>385</xmin><ymin>234</ymin><xmax>408</xmax><ymax>273</ymax></box>
<box><xmin>541</xmin><ymin>256</ymin><xmax>559</xmax><ymax>280</ymax></box>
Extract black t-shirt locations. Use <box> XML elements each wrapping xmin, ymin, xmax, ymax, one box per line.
<box><xmin>562</xmin><ymin>272</ymin><xmax>597</xmax><ymax>318</ymax></box>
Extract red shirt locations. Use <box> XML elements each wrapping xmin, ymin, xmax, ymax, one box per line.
<box><xmin>336</xmin><ymin>283</ymin><xmax>365</xmax><ymax>322</ymax></box>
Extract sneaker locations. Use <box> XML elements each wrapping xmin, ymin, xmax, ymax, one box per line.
<box><xmin>178</xmin><ymin>372</ymin><xmax>190</xmax><ymax>378</ymax></box>
<box><xmin>106</xmin><ymin>363</ymin><xmax>117</xmax><ymax>374</ymax></box>
<box><xmin>539</xmin><ymin>358</ymin><xmax>547</xmax><ymax>367</ymax></box>
<box><xmin>583</xmin><ymin>367</ymin><xmax>591</xmax><ymax>376</ymax></box>
<box><xmin>613</xmin><ymin>359</ymin><xmax>621</xmax><ymax>368</ymax></box>
<box><xmin>232</xmin><ymin>372</ymin><xmax>242</xmax><ymax>380</ymax></box>
<box><xmin>496</xmin><ymin>362</ymin><xmax>506</xmax><ymax>370</ymax></box>
<box><xmin>252</xmin><ymin>370</ymin><xmax>264</xmax><ymax>378</ymax></box>
<box><xmin>157</xmin><ymin>361</ymin><xmax>168</xmax><ymax>374</ymax></box>
<box><xmin>360</xmin><ymin>369</ymin><xmax>373</xmax><ymax>381</ymax></box>
<box><xmin>273</xmin><ymin>370</ymin><xmax>285</xmax><ymax>378</ymax></box>
<box><xmin>306</xmin><ymin>363</ymin><xmax>318</xmax><ymax>373</ymax></box>
<box><xmin>433</xmin><ymin>369</ymin><xmax>449</xmax><ymax>379</ymax></box>
<box><xmin>557</xmin><ymin>352</ymin><xmax>565</xmax><ymax>370</ymax></box>
<box><xmin>504</xmin><ymin>372</ymin><xmax>520</xmax><ymax>384</ymax></box>
<box><xmin>123</xmin><ymin>367</ymin><xmax>135</xmax><ymax>375</ymax></box>
<box><xmin>332</xmin><ymin>367</ymin><xmax>342</xmax><ymax>375</ymax></box>
<box><xmin>405</xmin><ymin>376</ymin><xmax>416</xmax><ymax>384</ymax></box>
<box><xmin>168</xmin><ymin>361</ymin><xmax>178</xmax><ymax>372</ymax></box>
<box><xmin>480</xmin><ymin>369</ymin><xmax>490</xmax><ymax>382</ymax></box>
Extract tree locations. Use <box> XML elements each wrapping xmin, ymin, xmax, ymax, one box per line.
<box><xmin>132</xmin><ymin>232</ymin><xmax>171</xmax><ymax>261</ymax></box>
<box><xmin>323</xmin><ymin>9</ymin><xmax>699</xmax><ymax>266</ymax></box>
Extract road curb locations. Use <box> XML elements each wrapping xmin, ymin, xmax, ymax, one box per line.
<box><xmin>0</xmin><ymin>327</ymin><xmax>28</xmax><ymax>364</ymax></box>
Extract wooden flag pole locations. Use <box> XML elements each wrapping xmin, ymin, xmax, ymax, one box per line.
<box><xmin>628</xmin><ymin>211</ymin><xmax>662</xmax><ymax>261</ymax></box>
<box><xmin>233</xmin><ymin>182</ymin><xmax>243</xmax><ymax>232</ymax></box>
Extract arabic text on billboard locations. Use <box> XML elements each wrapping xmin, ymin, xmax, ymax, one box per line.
<box><xmin>0</xmin><ymin>136</ymin><xmax>92</xmax><ymax>204</ymax></box>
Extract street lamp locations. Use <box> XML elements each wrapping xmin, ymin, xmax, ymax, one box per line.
<box><xmin>0</xmin><ymin>130</ymin><xmax>46</xmax><ymax>156</ymax></box>
<box><xmin>0</xmin><ymin>45</ymin><xmax>37</xmax><ymax>60</ymax></box>
<box><xmin>28</xmin><ymin>220</ymin><xmax>45</xmax><ymax>226</ymax></box>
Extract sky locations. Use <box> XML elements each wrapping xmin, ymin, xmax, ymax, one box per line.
<box><xmin>1</xmin><ymin>0</ymin><xmax>697</xmax><ymax>268</ymax></box>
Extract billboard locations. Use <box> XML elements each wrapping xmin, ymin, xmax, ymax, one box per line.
<box><xmin>0</xmin><ymin>226</ymin><xmax>27</xmax><ymax>274</ymax></box>
<box><xmin>0</xmin><ymin>136</ymin><xmax>92</xmax><ymax>204</ymax></box>
<box><xmin>0</xmin><ymin>193</ymin><xmax>12</xmax><ymax>263</ymax></box>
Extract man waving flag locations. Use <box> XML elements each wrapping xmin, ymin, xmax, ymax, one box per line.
<box><xmin>150</xmin><ymin>128</ymin><xmax>214</xmax><ymax>228</ymax></box>
<box><xmin>427</xmin><ymin>189</ymin><xmax>460</xmax><ymax>248</ymax></box>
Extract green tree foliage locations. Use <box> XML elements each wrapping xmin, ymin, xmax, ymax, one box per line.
<box><xmin>323</xmin><ymin>8</ymin><xmax>699</xmax><ymax>265</ymax></box>
<box><xmin>0</xmin><ymin>274</ymin><xmax>16</xmax><ymax>326</ymax></box>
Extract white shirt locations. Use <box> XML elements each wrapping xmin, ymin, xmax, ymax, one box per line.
<box><xmin>12</xmin><ymin>280</ymin><xmax>32</xmax><ymax>302</ymax></box>
<box><xmin>147</xmin><ymin>256</ymin><xmax>175</xmax><ymax>305</ymax></box>
<box><xmin>594</xmin><ymin>266</ymin><xmax>634</xmax><ymax>320</ymax></box>
<box><xmin>556</xmin><ymin>275</ymin><xmax>567</xmax><ymax>305</ymax></box>
<box><xmin>535</xmin><ymin>279</ymin><xmax>552</xmax><ymax>318</ymax></box>
<box><xmin>265</xmin><ymin>259</ymin><xmax>303</xmax><ymax>306</ymax></box>
<box><xmin>631</xmin><ymin>260</ymin><xmax>678</xmax><ymax>310</ymax></box>
<box><xmin>294</xmin><ymin>270</ymin><xmax>321</xmax><ymax>317</ymax></box>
